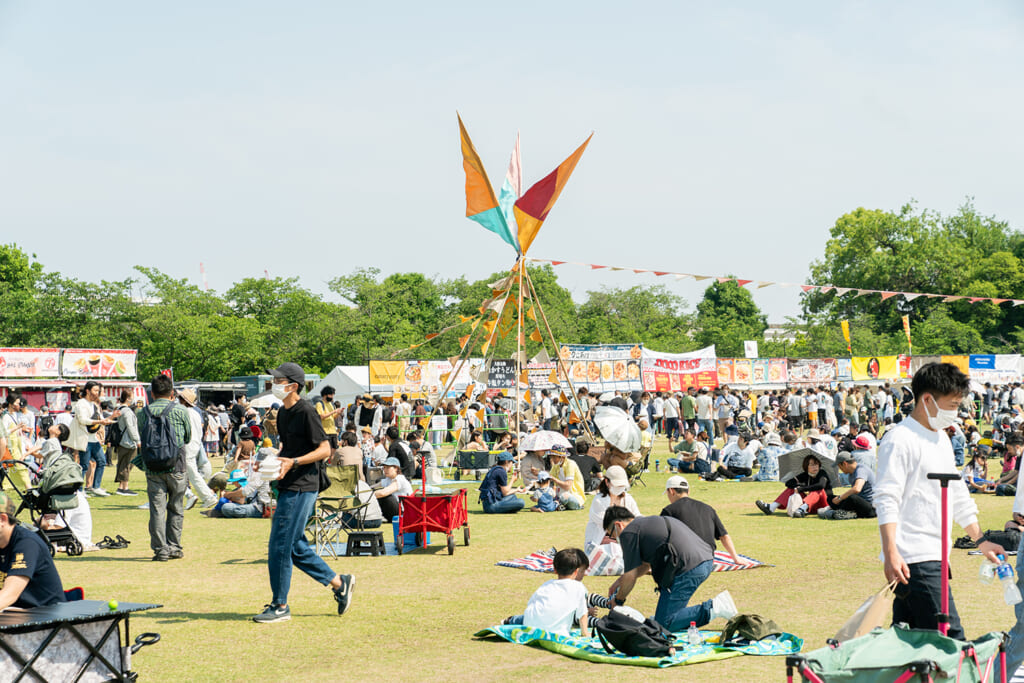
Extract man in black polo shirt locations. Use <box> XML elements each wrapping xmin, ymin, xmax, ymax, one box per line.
<box><xmin>0</xmin><ymin>492</ymin><xmax>65</xmax><ymax>609</ymax></box>
<box><xmin>604</xmin><ymin>506</ymin><xmax>737</xmax><ymax>632</ymax></box>
<box><xmin>660</xmin><ymin>475</ymin><xmax>742</xmax><ymax>564</ymax></box>
<box><xmin>253</xmin><ymin>362</ymin><xmax>354</xmax><ymax>624</ymax></box>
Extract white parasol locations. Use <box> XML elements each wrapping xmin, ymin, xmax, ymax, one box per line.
<box><xmin>519</xmin><ymin>430</ymin><xmax>572</xmax><ymax>452</ymax></box>
<box><xmin>594</xmin><ymin>405</ymin><xmax>642</xmax><ymax>453</ymax></box>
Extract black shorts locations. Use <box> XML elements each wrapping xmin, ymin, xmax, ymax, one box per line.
<box><xmin>327</xmin><ymin>434</ymin><xmax>339</xmax><ymax>450</ymax></box>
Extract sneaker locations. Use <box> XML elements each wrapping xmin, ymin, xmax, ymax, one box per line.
<box><xmin>755</xmin><ymin>500</ymin><xmax>772</xmax><ymax>516</ymax></box>
<box><xmin>832</xmin><ymin>510</ymin><xmax>858</xmax><ymax>520</ymax></box>
<box><xmin>333</xmin><ymin>574</ymin><xmax>355</xmax><ymax>615</ymax></box>
<box><xmin>184</xmin><ymin>494</ymin><xmax>198</xmax><ymax>511</ymax></box>
<box><xmin>818</xmin><ymin>508</ymin><xmax>836</xmax><ymax>520</ymax></box>
<box><xmin>709</xmin><ymin>590</ymin><xmax>738</xmax><ymax>621</ymax></box>
<box><xmin>91</xmin><ymin>488</ymin><xmax>111</xmax><ymax>497</ymax></box>
<box><xmin>114</xmin><ymin>489</ymin><xmax>138</xmax><ymax>496</ymax></box>
<box><xmin>152</xmin><ymin>552</ymin><xmax>169</xmax><ymax>562</ymax></box>
<box><xmin>137</xmin><ymin>502</ymin><xmax>150</xmax><ymax>510</ymax></box>
<box><xmin>792</xmin><ymin>509</ymin><xmax>806</xmax><ymax>518</ymax></box>
<box><xmin>167</xmin><ymin>548</ymin><xmax>184</xmax><ymax>559</ymax></box>
<box><xmin>253</xmin><ymin>604</ymin><xmax>291</xmax><ymax>624</ymax></box>
<box><xmin>501</xmin><ymin>615</ymin><xmax>517</xmax><ymax>626</ymax></box>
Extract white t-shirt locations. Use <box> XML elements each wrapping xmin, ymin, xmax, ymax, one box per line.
<box><xmin>695</xmin><ymin>395</ymin><xmax>713</xmax><ymax>420</ymax></box>
<box><xmin>522</xmin><ymin>578</ymin><xmax>588</xmax><ymax>636</ymax></box>
<box><xmin>584</xmin><ymin>493</ymin><xmax>642</xmax><ymax>553</ymax></box>
<box><xmin>652</xmin><ymin>397</ymin><xmax>664</xmax><ymax>418</ymax></box>
<box><xmin>663</xmin><ymin>398</ymin><xmax>679</xmax><ymax>419</ymax></box>
<box><xmin>381</xmin><ymin>474</ymin><xmax>413</xmax><ymax>497</ymax></box>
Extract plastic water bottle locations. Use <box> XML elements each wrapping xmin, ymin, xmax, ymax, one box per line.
<box><xmin>996</xmin><ymin>556</ymin><xmax>1022</xmax><ymax>605</ymax></box>
<box><xmin>687</xmin><ymin>621</ymin><xmax>701</xmax><ymax>646</ymax></box>
<box><xmin>980</xmin><ymin>560</ymin><xmax>997</xmax><ymax>585</ymax></box>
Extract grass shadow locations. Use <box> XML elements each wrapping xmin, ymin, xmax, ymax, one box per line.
<box><xmin>147</xmin><ymin>610</ymin><xmax>251</xmax><ymax>623</ymax></box>
<box><xmin>221</xmin><ymin>558</ymin><xmax>265</xmax><ymax>565</ymax></box>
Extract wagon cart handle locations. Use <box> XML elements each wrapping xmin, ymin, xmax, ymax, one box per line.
<box><xmin>927</xmin><ymin>472</ymin><xmax>960</xmax><ymax>637</ymax></box>
<box><xmin>131</xmin><ymin>632</ymin><xmax>160</xmax><ymax>654</ymax></box>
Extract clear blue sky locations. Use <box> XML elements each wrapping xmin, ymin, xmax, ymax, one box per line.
<box><xmin>1</xmin><ymin>1</ymin><xmax>1021</xmax><ymax>320</ymax></box>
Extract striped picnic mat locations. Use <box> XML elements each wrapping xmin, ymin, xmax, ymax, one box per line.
<box><xmin>496</xmin><ymin>548</ymin><xmax>770</xmax><ymax>574</ymax></box>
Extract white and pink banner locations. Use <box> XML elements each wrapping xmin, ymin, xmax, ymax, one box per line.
<box><xmin>641</xmin><ymin>346</ymin><xmax>718</xmax><ymax>391</ymax></box>
<box><xmin>0</xmin><ymin>348</ymin><xmax>61</xmax><ymax>378</ymax></box>
<box><xmin>61</xmin><ymin>349</ymin><xmax>138</xmax><ymax>379</ymax></box>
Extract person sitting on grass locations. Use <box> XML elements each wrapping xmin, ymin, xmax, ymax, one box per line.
<box><xmin>584</xmin><ymin>466</ymin><xmax>642</xmax><ymax>553</ymax></box>
<box><xmin>502</xmin><ymin>548</ymin><xmax>614</xmax><ymax>636</ymax></box>
<box><xmin>570</xmin><ymin>440</ymin><xmax>602</xmax><ymax>493</ymax></box>
<box><xmin>817</xmin><ymin>452</ymin><xmax>877</xmax><ymax>520</ymax></box>
<box><xmin>479</xmin><ymin>452</ymin><xmax>525</xmax><ymax>514</ymax></box>
<box><xmin>517</xmin><ymin>448</ymin><xmax>547</xmax><ymax>488</ymax></box>
<box><xmin>667</xmin><ymin>428</ymin><xmax>711</xmax><ymax>475</ymax></box>
<box><xmin>0</xmin><ymin>492</ymin><xmax>66</xmax><ymax>610</ymax></box>
<box><xmin>994</xmin><ymin>433</ymin><xmax>1022</xmax><ymax>496</ymax></box>
<box><xmin>529</xmin><ymin>472</ymin><xmax>557</xmax><ymax>513</ymax></box>
<box><xmin>962</xmin><ymin>451</ymin><xmax>995</xmax><ymax>493</ymax></box>
<box><xmin>216</xmin><ymin>450</ymin><xmax>274</xmax><ymax>519</ymax></box>
<box><xmin>755</xmin><ymin>453</ymin><xmax>833</xmax><ymax>518</ymax></box>
<box><xmin>704</xmin><ymin>433</ymin><xmax>759</xmax><ymax>481</ymax></box>
<box><xmin>548</xmin><ymin>445</ymin><xmax>586</xmax><ymax>510</ymax></box>
<box><xmin>222</xmin><ymin>426</ymin><xmax>256</xmax><ymax>473</ymax></box>
<box><xmin>752</xmin><ymin>431</ymin><xmax>785</xmax><ymax>482</ymax></box>
<box><xmin>374</xmin><ymin>457</ymin><xmax>413</xmax><ymax>522</ymax></box>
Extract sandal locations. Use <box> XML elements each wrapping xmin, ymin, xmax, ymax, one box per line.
<box><xmin>96</xmin><ymin>536</ymin><xmax>116</xmax><ymax>549</ymax></box>
<box><xmin>115</xmin><ymin>535</ymin><xmax>131</xmax><ymax>547</ymax></box>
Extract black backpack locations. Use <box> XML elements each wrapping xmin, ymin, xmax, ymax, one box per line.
<box><xmin>595</xmin><ymin>609</ymin><xmax>675</xmax><ymax>657</ymax></box>
<box><xmin>140</xmin><ymin>403</ymin><xmax>179</xmax><ymax>473</ymax></box>
<box><xmin>106</xmin><ymin>414</ymin><xmax>125</xmax><ymax>448</ymax></box>
<box><xmin>650</xmin><ymin>517</ymin><xmax>682</xmax><ymax>591</ymax></box>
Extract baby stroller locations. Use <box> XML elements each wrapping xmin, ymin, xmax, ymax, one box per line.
<box><xmin>785</xmin><ymin>473</ymin><xmax>1009</xmax><ymax>682</ymax></box>
<box><xmin>7</xmin><ymin>454</ymin><xmax>86</xmax><ymax>557</ymax></box>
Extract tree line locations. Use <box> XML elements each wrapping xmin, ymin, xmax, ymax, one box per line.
<box><xmin>0</xmin><ymin>200</ymin><xmax>1020</xmax><ymax>381</ymax></box>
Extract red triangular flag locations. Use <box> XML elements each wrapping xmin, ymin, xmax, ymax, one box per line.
<box><xmin>800</xmin><ymin>285</ymin><xmax>816</xmax><ymax>293</ymax></box>
<box><xmin>880</xmin><ymin>292</ymin><xmax>898</xmax><ymax>301</ymax></box>
<box><xmin>735</xmin><ymin>279</ymin><xmax>752</xmax><ymax>287</ymax></box>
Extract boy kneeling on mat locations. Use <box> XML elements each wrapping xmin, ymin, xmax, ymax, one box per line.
<box><xmin>502</xmin><ymin>548</ymin><xmax>614</xmax><ymax>636</ymax></box>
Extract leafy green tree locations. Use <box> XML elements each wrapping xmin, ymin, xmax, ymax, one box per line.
<box><xmin>694</xmin><ymin>280</ymin><xmax>767</xmax><ymax>357</ymax></box>
<box><xmin>578</xmin><ymin>285</ymin><xmax>693</xmax><ymax>351</ymax></box>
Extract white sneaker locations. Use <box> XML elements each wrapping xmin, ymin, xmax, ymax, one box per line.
<box><xmin>709</xmin><ymin>590</ymin><xmax>738</xmax><ymax>621</ymax></box>
<box><xmin>92</xmin><ymin>488</ymin><xmax>110</xmax><ymax>497</ymax></box>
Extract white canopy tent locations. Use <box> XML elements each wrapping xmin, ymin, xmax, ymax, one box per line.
<box><xmin>307</xmin><ymin>366</ymin><xmax>370</xmax><ymax>410</ymax></box>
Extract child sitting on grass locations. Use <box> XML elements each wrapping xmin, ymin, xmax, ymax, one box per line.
<box><xmin>529</xmin><ymin>472</ymin><xmax>557</xmax><ymax>512</ymax></box>
<box><xmin>502</xmin><ymin>548</ymin><xmax>613</xmax><ymax>636</ymax></box>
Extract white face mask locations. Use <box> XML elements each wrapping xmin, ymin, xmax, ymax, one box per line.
<box><xmin>923</xmin><ymin>395</ymin><xmax>959</xmax><ymax>431</ymax></box>
<box><xmin>271</xmin><ymin>382</ymin><xmax>292</xmax><ymax>400</ymax></box>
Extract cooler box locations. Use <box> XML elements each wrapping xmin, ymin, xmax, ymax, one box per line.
<box><xmin>392</xmin><ymin>517</ymin><xmax>428</xmax><ymax>547</ymax></box>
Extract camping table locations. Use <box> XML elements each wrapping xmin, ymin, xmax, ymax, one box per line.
<box><xmin>397</xmin><ymin>489</ymin><xmax>470</xmax><ymax>555</ymax></box>
<box><xmin>0</xmin><ymin>599</ymin><xmax>161</xmax><ymax>682</ymax></box>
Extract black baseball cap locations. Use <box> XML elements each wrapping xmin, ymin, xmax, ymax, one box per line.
<box><xmin>269</xmin><ymin>362</ymin><xmax>304</xmax><ymax>386</ymax></box>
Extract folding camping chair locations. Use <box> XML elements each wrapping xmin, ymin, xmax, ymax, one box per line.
<box><xmin>304</xmin><ymin>464</ymin><xmax>371</xmax><ymax>559</ymax></box>
<box><xmin>626</xmin><ymin>451</ymin><xmax>649</xmax><ymax>487</ymax></box>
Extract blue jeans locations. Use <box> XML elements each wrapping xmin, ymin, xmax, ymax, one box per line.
<box><xmin>221</xmin><ymin>501</ymin><xmax>263</xmax><ymax>518</ymax></box>
<box><xmin>482</xmin><ymin>494</ymin><xmax>524</xmax><ymax>514</ymax></box>
<box><xmin>81</xmin><ymin>441</ymin><xmax>106</xmax><ymax>488</ymax></box>
<box><xmin>667</xmin><ymin>458</ymin><xmax>711</xmax><ymax>475</ymax></box>
<box><xmin>268</xmin><ymin>489</ymin><xmax>337</xmax><ymax>606</ymax></box>
<box><xmin>654</xmin><ymin>559</ymin><xmax>714</xmax><ymax>631</ymax></box>
<box><xmin>1002</xmin><ymin>533</ymin><xmax>1024</xmax><ymax>678</ymax></box>
<box><xmin>696</xmin><ymin>419</ymin><xmax>714</xmax><ymax>439</ymax></box>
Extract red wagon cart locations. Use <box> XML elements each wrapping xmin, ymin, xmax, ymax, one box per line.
<box><xmin>396</xmin><ymin>489</ymin><xmax>470</xmax><ymax>555</ymax></box>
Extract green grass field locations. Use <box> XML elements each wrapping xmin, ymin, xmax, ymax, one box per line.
<box><xmin>54</xmin><ymin>441</ymin><xmax>1018</xmax><ymax>682</ymax></box>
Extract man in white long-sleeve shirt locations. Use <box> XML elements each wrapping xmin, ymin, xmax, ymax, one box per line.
<box><xmin>875</xmin><ymin>362</ymin><xmax>1003</xmax><ymax>640</ymax></box>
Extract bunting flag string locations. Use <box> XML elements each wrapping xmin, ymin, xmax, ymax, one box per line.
<box><xmin>388</xmin><ymin>315</ymin><xmax>480</xmax><ymax>358</ymax></box>
<box><xmin>527</xmin><ymin>257</ymin><xmax>1024</xmax><ymax>307</ymax></box>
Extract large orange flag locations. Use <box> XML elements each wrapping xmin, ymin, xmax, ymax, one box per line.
<box><xmin>514</xmin><ymin>134</ymin><xmax>593</xmax><ymax>255</ymax></box>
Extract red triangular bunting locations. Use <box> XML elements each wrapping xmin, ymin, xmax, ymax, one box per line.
<box><xmin>735</xmin><ymin>279</ymin><xmax>752</xmax><ymax>287</ymax></box>
<box><xmin>653</xmin><ymin>271</ymin><xmax>669</xmax><ymax>276</ymax></box>
<box><xmin>993</xmin><ymin>299</ymin><xmax>1008</xmax><ymax>305</ymax></box>
<box><xmin>550</xmin><ymin>261</ymin><xmax>565</xmax><ymax>266</ymax></box>
<box><xmin>591</xmin><ymin>264</ymin><xmax>606</xmax><ymax>270</ymax></box>
<box><xmin>425</xmin><ymin>333</ymin><xmax>439</xmax><ymax>341</ymax></box>
<box><xmin>880</xmin><ymin>292</ymin><xmax>897</xmax><ymax>301</ymax></box>
<box><xmin>818</xmin><ymin>286</ymin><xmax>834</xmax><ymax>294</ymax></box>
<box><xmin>800</xmin><ymin>285</ymin><xmax>816</xmax><ymax>293</ymax></box>
<box><xmin>969</xmin><ymin>297</ymin><xmax>983</xmax><ymax>303</ymax></box>
<box><xmin>633</xmin><ymin>268</ymin><xmax>648</xmax><ymax>274</ymax></box>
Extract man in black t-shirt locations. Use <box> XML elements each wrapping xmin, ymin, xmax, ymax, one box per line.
<box><xmin>385</xmin><ymin>426</ymin><xmax>414</xmax><ymax>479</ymax></box>
<box><xmin>253</xmin><ymin>362</ymin><xmax>354</xmax><ymax>624</ymax></box>
<box><xmin>0</xmin><ymin>493</ymin><xmax>65</xmax><ymax>610</ymax></box>
<box><xmin>660</xmin><ymin>475</ymin><xmax>742</xmax><ymax>564</ymax></box>
<box><xmin>604</xmin><ymin>507</ymin><xmax>737</xmax><ymax>632</ymax></box>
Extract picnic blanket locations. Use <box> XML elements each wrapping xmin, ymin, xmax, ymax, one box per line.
<box><xmin>496</xmin><ymin>547</ymin><xmax>770</xmax><ymax>574</ymax></box>
<box><xmin>474</xmin><ymin>625</ymin><xmax>802</xmax><ymax>668</ymax></box>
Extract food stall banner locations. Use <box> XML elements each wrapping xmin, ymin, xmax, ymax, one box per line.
<box><xmin>715</xmin><ymin>358</ymin><xmax>788</xmax><ymax>386</ymax></box>
<box><xmin>558</xmin><ymin>344</ymin><xmax>643</xmax><ymax>393</ymax></box>
<box><xmin>61</xmin><ymin>349</ymin><xmax>137</xmax><ymax>379</ymax></box>
<box><xmin>369</xmin><ymin>361</ymin><xmax>407</xmax><ymax>392</ymax></box>
<box><xmin>641</xmin><ymin>346</ymin><xmax>718</xmax><ymax>391</ymax></box>
<box><xmin>0</xmin><ymin>348</ymin><xmax>61</xmax><ymax>378</ymax></box>
<box><xmin>969</xmin><ymin>354</ymin><xmax>1021</xmax><ymax>384</ymax></box>
<box><xmin>787</xmin><ymin>358</ymin><xmax>837</xmax><ymax>384</ymax></box>
<box><xmin>851</xmin><ymin>356</ymin><xmax>901</xmax><ymax>381</ymax></box>
<box><xmin>486</xmin><ymin>359</ymin><xmax>517</xmax><ymax>390</ymax></box>
<box><xmin>837</xmin><ymin>358</ymin><xmax>853</xmax><ymax>381</ymax></box>
<box><xmin>527</xmin><ymin>362</ymin><xmax>557</xmax><ymax>391</ymax></box>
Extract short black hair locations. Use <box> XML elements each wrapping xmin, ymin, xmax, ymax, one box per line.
<box><xmin>340</xmin><ymin>431</ymin><xmax>358</xmax><ymax>447</ymax></box>
<box><xmin>603</xmin><ymin>505</ymin><xmax>636</xmax><ymax>534</ymax></box>
<box><xmin>552</xmin><ymin>548</ymin><xmax>589</xmax><ymax>577</ymax></box>
<box><xmin>151</xmin><ymin>374</ymin><xmax>174</xmax><ymax>398</ymax></box>
<box><xmin>575</xmin><ymin>441</ymin><xmax>589</xmax><ymax>455</ymax></box>
<box><xmin>55</xmin><ymin>423</ymin><xmax>70</xmax><ymax>442</ymax></box>
<box><xmin>320</xmin><ymin>385</ymin><xmax>335</xmax><ymax>397</ymax></box>
<box><xmin>385</xmin><ymin>426</ymin><xmax>400</xmax><ymax>440</ymax></box>
<box><xmin>83</xmin><ymin>381</ymin><xmax>101</xmax><ymax>393</ymax></box>
<box><xmin>1007</xmin><ymin>434</ymin><xmax>1024</xmax><ymax>447</ymax></box>
<box><xmin>802</xmin><ymin>453</ymin><xmax>821</xmax><ymax>472</ymax></box>
<box><xmin>911</xmin><ymin>362</ymin><xmax>969</xmax><ymax>403</ymax></box>
<box><xmin>409</xmin><ymin>429</ymin><xmax>425</xmax><ymax>442</ymax></box>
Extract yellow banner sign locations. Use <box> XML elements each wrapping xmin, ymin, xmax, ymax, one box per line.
<box><xmin>368</xmin><ymin>360</ymin><xmax>407</xmax><ymax>387</ymax></box>
<box><xmin>851</xmin><ymin>356</ymin><xmax>901</xmax><ymax>381</ymax></box>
